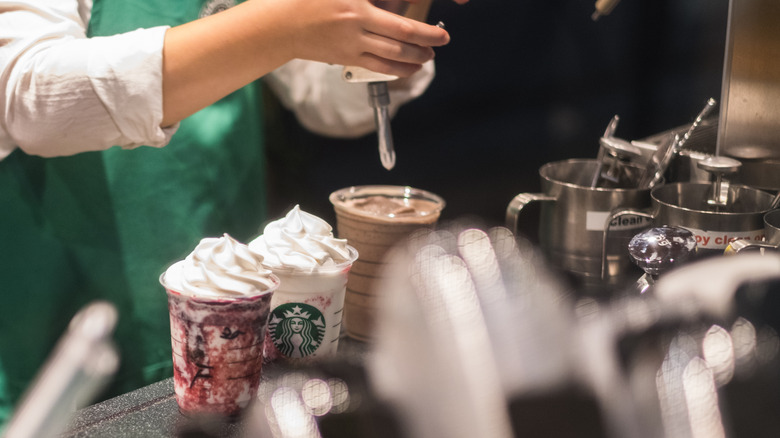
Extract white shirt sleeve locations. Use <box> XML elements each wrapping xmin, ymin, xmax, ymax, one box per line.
<box><xmin>264</xmin><ymin>59</ymin><xmax>435</xmax><ymax>139</ymax></box>
<box><xmin>0</xmin><ymin>1</ymin><xmax>177</xmax><ymax>160</ymax></box>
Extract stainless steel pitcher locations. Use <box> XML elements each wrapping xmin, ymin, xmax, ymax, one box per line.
<box><xmin>608</xmin><ymin>182</ymin><xmax>774</xmax><ymax>258</ymax></box>
<box><xmin>506</xmin><ymin>159</ymin><xmax>653</xmax><ymax>289</ymax></box>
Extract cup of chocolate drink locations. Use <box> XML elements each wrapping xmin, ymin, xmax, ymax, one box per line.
<box><xmin>329</xmin><ymin>185</ymin><xmax>445</xmax><ymax>341</ymax></box>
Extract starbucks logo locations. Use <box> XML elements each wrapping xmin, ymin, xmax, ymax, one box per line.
<box><xmin>268</xmin><ymin>303</ymin><xmax>326</xmax><ymax>358</ymax></box>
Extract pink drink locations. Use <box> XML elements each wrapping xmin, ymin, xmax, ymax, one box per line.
<box><xmin>162</xmin><ymin>273</ymin><xmax>279</xmax><ymax>417</ymax></box>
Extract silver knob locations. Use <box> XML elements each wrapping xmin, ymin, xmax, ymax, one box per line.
<box><xmin>697</xmin><ymin>156</ymin><xmax>742</xmax><ymax>207</ymax></box>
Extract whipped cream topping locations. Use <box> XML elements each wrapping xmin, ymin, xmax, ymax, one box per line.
<box><xmin>249</xmin><ymin>205</ymin><xmax>353</xmax><ymax>271</ymax></box>
<box><xmin>164</xmin><ymin>234</ymin><xmax>276</xmax><ymax>298</ymax></box>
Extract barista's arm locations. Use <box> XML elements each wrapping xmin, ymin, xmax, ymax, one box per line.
<box><xmin>0</xmin><ymin>0</ymin><xmax>449</xmax><ymax>158</ymax></box>
<box><xmin>160</xmin><ymin>0</ymin><xmax>449</xmax><ymax>126</ymax></box>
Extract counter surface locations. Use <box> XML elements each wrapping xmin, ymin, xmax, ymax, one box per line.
<box><xmin>61</xmin><ymin>337</ymin><xmax>368</xmax><ymax>437</ymax></box>
<box><xmin>62</xmin><ymin>378</ymin><xmax>244</xmax><ymax>438</ymax></box>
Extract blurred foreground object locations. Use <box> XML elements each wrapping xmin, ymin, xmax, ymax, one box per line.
<box><xmin>365</xmin><ymin>227</ymin><xmax>780</xmax><ymax>438</ymax></box>
<box><xmin>243</xmin><ymin>225</ymin><xmax>780</xmax><ymax>438</ymax></box>
<box><xmin>3</xmin><ymin>301</ymin><xmax>119</xmax><ymax>438</ymax></box>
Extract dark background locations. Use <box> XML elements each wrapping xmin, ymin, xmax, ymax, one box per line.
<box><xmin>264</xmin><ymin>0</ymin><xmax>729</xmax><ymax>230</ymax></box>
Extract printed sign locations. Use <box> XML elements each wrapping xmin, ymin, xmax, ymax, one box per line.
<box><xmin>684</xmin><ymin>228</ymin><xmax>766</xmax><ymax>250</ymax></box>
<box><xmin>586</xmin><ymin>211</ymin><xmax>653</xmax><ymax>232</ymax></box>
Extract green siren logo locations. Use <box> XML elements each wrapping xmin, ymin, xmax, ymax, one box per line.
<box><xmin>268</xmin><ymin>303</ymin><xmax>326</xmax><ymax>358</ymax></box>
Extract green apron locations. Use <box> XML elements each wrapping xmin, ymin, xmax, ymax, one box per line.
<box><xmin>0</xmin><ymin>0</ymin><xmax>267</xmax><ymax>423</ymax></box>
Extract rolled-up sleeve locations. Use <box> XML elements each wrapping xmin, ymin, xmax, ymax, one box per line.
<box><xmin>0</xmin><ymin>2</ymin><xmax>178</xmax><ymax>160</ymax></box>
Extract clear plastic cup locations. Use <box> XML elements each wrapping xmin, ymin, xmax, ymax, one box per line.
<box><xmin>329</xmin><ymin>185</ymin><xmax>445</xmax><ymax>340</ymax></box>
<box><xmin>160</xmin><ymin>273</ymin><xmax>279</xmax><ymax>417</ymax></box>
<box><xmin>263</xmin><ymin>246</ymin><xmax>358</xmax><ymax>363</ymax></box>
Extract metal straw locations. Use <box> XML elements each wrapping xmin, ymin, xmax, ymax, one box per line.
<box><xmin>770</xmin><ymin>191</ymin><xmax>780</xmax><ymax>210</ymax></box>
<box><xmin>640</xmin><ymin>98</ymin><xmax>717</xmax><ymax>188</ymax></box>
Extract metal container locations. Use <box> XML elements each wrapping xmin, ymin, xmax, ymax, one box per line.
<box><xmin>506</xmin><ymin>159</ymin><xmax>653</xmax><ymax>289</ymax></box>
<box><xmin>608</xmin><ymin>182</ymin><xmax>774</xmax><ymax>256</ymax></box>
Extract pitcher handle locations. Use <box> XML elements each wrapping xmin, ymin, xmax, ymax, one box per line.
<box><xmin>506</xmin><ymin>193</ymin><xmax>556</xmax><ymax>239</ymax></box>
<box><xmin>726</xmin><ymin>239</ymin><xmax>779</xmax><ymax>254</ymax></box>
<box><xmin>601</xmin><ymin>208</ymin><xmax>654</xmax><ymax>280</ymax></box>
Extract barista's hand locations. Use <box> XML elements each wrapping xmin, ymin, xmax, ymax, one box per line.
<box><xmin>161</xmin><ymin>0</ymin><xmax>453</xmax><ymax>125</ymax></box>
<box><xmin>278</xmin><ymin>0</ymin><xmax>450</xmax><ymax>78</ymax></box>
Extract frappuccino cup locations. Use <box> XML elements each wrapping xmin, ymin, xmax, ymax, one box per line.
<box><xmin>249</xmin><ymin>205</ymin><xmax>358</xmax><ymax>363</ymax></box>
<box><xmin>161</xmin><ymin>234</ymin><xmax>279</xmax><ymax>417</ymax></box>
